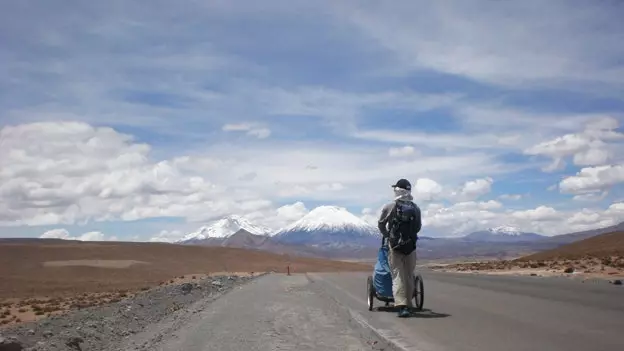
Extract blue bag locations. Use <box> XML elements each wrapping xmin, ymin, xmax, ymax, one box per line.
<box><xmin>373</xmin><ymin>244</ymin><xmax>393</xmax><ymax>298</ymax></box>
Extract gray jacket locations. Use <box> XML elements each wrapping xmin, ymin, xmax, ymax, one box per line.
<box><xmin>378</xmin><ymin>191</ymin><xmax>422</xmax><ymax>238</ymax></box>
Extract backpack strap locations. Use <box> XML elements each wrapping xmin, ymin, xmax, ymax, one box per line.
<box><xmin>387</xmin><ymin>200</ymin><xmax>399</xmax><ymax>232</ymax></box>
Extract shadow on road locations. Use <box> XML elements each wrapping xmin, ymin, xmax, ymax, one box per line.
<box><xmin>375</xmin><ymin>306</ymin><xmax>451</xmax><ymax>318</ymax></box>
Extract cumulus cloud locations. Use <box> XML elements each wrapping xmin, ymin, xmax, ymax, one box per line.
<box><xmin>40</xmin><ymin>228</ymin><xmax>117</xmax><ymax>241</ymax></box>
<box><xmin>276</xmin><ymin>201</ymin><xmax>309</xmax><ymax>222</ymax></box>
<box><xmin>511</xmin><ymin>206</ymin><xmax>560</xmax><ymax>221</ymax></box>
<box><xmin>411</xmin><ymin>178</ymin><xmax>443</xmax><ymax>202</ymax></box>
<box><xmin>450</xmin><ymin>177</ymin><xmax>493</xmax><ymax>201</ymax></box>
<box><xmin>0</xmin><ymin>121</ymin><xmax>260</xmax><ymax>226</ymax></box>
<box><xmin>559</xmin><ymin>164</ymin><xmax>624</xmax><ymax>194</ymax></box>
<box><xmin>422</xmin><ymin>201</ymin><xmax>624</xmax><ymax>236</ymax></box>
<box><xmin>524</xmin><ymin>116</ymin><xmax>624</xmax><ymax>172</ymax></box>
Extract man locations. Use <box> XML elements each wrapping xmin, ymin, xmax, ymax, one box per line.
<box><xmin>377</xmin><ymin>178</ymin><xmax>422</xmax><ymax>318</ymax></box>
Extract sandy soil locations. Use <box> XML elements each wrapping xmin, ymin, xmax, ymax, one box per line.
<box><xmin>429</xmin><ymin>256</ymin><xmax>624</xmax><ymax>283</ymax></box>
<box><xmin>430</xmin><ymin>231</ymin><xmax>624</xmax><ymax>284</ymax></box>
<box><xmin>42</xmin><ymin>259</ymin><xmax>150</xmax><ymax>268</ymax></box>
<box><xmin>0</xmin><ymin>240</ymin><xmax>371</xmax><ymax>328</ymax></box>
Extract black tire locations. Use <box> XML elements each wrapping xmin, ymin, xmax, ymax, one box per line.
<box><xmin>413</xmin><ymin>274</ymin><xmax>424</xmax><ymax>311</ymax></box>
<box><xmin>367</xmin><ymin>275</ymin><xmax>374</xmax><ymax>311</ymax></box>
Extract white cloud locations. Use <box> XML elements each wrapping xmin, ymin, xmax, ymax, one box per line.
<box><xmin>40</xmin><ymin>228</ymin><xmax>117</xmax><ymax>241</ymax></box>
<box><xmin>412</xmin><ymin>178</ymin><xmax>443</xmax><ymax>202</ymax></box>
<box><xmin>450</xmin><ymin>177</ymin><xmax>493</xmax><ymax>201</ymax></box>
<box><xmin>276</xmin><ymin>201</ymin><xmax>309</xmax><ymax>222</ymax></box>
<box><xmin>499</xmin><ymin>194</ymin><xmax>522</xmax><ymax>201</ymax></box>
<box><xmin>559</xmin><ymin>164</ymin><xmax>624</xmax><ymax>194</ymax></box>
<box><xmin>0</xmin><ymin>121</ymin><xmax>519</xmax><ymax>231</ymax></box>
<box><xmin>149</xmin><ymin>230</ymin><xmax>184</xmax><ymax>243</ymax></box>
<box><xmin>388</xmin><ymin>145</ymin><xmax>417</xmax><ymax>157</ymax></box>
<box><xmin>572</xmin><ymin>191</ymin><xmax>608</xmax><ymax>202</ymax></box>
<box><xmin>422</xmin><ymin>201</ymin><xmax>624</xmax><ymax>236</ymax></box>
<box><xmin>511</xmin><ymin>206</ymin><xmax>560</xmax><ymax>222</ymax></box>
<box><xmin>337</xmin><ymin>1</ymin><xmax>624</xmax><ymax>90</ymax></box>
<box><xmin>222</xmin><ymin>123</ymin><xmax>271</xmax><ymax>139</ymax></box>
<box><xmin>0</xmin><ymin>121</ymin><xmax>259</xmax><ymax>226</ymax></box>
<box><xmin>200</xmin><ymin>140</ymin><xmax>510</xmax><ymax>205</ymax></box>
<box><xmin>524</xmin><ymin>116</ymin><xmax>624</xmax><ymax>172</ymax></box>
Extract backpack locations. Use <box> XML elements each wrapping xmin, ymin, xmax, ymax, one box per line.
<box><xmin>387</xmin><ymin>200</ymin><xmax>420</xmax><ymax>255</ymax></box>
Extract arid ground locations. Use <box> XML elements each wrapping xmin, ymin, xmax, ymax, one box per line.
<box><xmin>428</xmin><ymin>231</ymin><xmax>624</xmax><ymax>282</ymax></box>
<box><xmin>0</xmin><ymin>239</ymin><xmax>371</xmax><ymax>327</ymax></box>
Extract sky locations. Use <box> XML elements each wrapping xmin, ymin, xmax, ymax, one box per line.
<box><xmin>1</xmin><ymin>0</ymin><xmax>624</xmax><ymax>242</ymax></box>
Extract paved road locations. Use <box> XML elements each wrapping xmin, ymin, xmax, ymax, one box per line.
<box><xmin>310</xmin><ymin>270</ymin><xmax>624</xmax><ymax>351</ymax></box>
<box><xmin>136</xmin><ymin>271</ymin><xmax>624</xmax><ymax>351</ymax></box>
<box><xmin>147</xmin><ymin>273</ymin><xmax>386</xmax><ymax>351</ymax></box>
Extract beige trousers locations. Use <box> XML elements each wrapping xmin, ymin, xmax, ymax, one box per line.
<box><xmin>388</xmin><ymin>248</ymin><xmax>417</xmax><ymax>307</ymax></box>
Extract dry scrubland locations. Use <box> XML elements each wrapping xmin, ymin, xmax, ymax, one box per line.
<box><xmin>0</xmin><ymin>240</ymin><xmax>371</xmax><ymax>327</ymax></box>
<box><xmin>430</xmin><ymin>231</ymin><xmax>624</xmax><ymax>282</ymax></box>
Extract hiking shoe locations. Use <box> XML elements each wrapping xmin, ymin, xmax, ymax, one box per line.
<box><xmin>398</xmin><ymin>307</ymin><xmax>410</xmax><ymax>318</ymax></box>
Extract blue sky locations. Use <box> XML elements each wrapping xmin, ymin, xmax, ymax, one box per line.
<box><xmin>1</xmin><ymin>0</ymin><xmax>624</xmax><ymax>241</ymax></box>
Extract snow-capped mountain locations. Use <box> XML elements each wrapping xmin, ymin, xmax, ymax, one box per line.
<box><xmin>178</xmin><ymin>215</ymin><xmax>272</xmax><ymax>243</ymax></box>
<box><xmin>273</xmin><ymin>205</ymin><xmax>381</xmax><ymax>249</ymax></box>
<box><xmin>462</xmin><ymin>226</ymin><xmax>545</xmax><ymax>242</ymax></box>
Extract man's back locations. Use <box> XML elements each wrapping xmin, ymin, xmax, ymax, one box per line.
<box><xmin>377</xmin><ymin>200</ymin><xmax>422</xmax><ymax>239</ymax></box>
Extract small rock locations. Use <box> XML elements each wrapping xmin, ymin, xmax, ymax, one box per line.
<box><xmin>530</xmin><ymin>273</ymin><xmax>537</xmax><ymax>276</ymax></box>
<box><xmin>180</xmin><ymin>283</ymin><xmax>193</xmax><ymax>294</ymax></box>
<box><xmin>610</xmin><ymin>280</ymin><xmax>622</xmax><ymax>285</ymax></box>
<box><xmin>564</xmin><ymin>267</ymin><xmax>575</xmax><ymax>274</ymax></box>
<box><xmin>65</xmin><ymin>336</ymin><xmax>84</xmax><ymax>350</ymax></box>
<box><xmin>27</xmin><ymin>330</ymin><xmax>35</xmax><ymax>336</ymax></box>
<box><xmin>42</xmin><ymin>331</ymin><xmax>53</xmax><ymax>338</ymax></box>
<box><xmin>211</xmin><ymin>281</ymin><xmax>223</xmax><ymax>287</ymax></box>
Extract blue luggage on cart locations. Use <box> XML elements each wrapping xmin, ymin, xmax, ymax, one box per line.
<box><xmin>367</xmin><ymin>237</ymin><xmax>424</xmax><ymax>311</ymax></box>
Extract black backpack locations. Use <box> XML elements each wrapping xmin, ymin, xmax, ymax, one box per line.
<box><xmin>387</xmin><ymin>200</ymin><xmax>420</xmax><ymax>255</ymax></box>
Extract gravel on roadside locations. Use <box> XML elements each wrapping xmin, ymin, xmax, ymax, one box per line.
<box><xmin>0</xmin><ymin>274</ymin><xmax>261</xmax><ymax>351</ymax></box>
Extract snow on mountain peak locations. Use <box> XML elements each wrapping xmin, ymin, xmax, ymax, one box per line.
<box><xmin>487</xmin><ymin>225</ymin><xmax>522</xmax><ymax>235</ymax></box>
<box><xmin>280</xmin><ymin>205</ymin><xmax>377</xmax><ymax>235</ymax></box>
<box><xmin>179</xmin><ymin>215</ymin><xmax>271</xmax><ymax>242</ymax></box>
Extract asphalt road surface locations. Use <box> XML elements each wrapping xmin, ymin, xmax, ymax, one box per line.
<box><xmin>311</xmin><ymin>270</ymin><xmax>624</xmax><ymax>351</ymax></box>
<box><xmin>141</xmin><ymin>270</ymin><xmax>624</xmax><ymax>351</ymax></box>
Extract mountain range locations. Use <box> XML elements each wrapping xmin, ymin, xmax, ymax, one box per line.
<box><xmin>175</xmin><ymin>206</ymin><xmax>624</xmax><ymax>261</ymax></box>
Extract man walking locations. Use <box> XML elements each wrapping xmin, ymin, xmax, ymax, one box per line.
<box><xmin>378</xmin><ymin>178</ymin><xmax>422</xmax><ymax>318</ymax></box>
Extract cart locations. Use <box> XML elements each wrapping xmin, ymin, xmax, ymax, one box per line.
<box><xmin>367</xmin><ymin>237</ymin><xmax>423</xmax><ymax>311</ymax></box>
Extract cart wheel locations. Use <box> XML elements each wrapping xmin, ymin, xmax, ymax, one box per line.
<box><xmin>413</xmin><ymin>274</ymin><xmax>424</xmax><ymax>311</ymax></box>
<box><xmin>367</xmin><ymin>275</ymin><xmax>374</xmax><ymax>311</ymax></box>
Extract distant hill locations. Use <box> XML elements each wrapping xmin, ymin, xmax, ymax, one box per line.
<box><xmin>536</xmin><ymin>221</ymin><xmax>624</xmax><ymax>245</ymax></box>
<box><xmin>518</xmin><ymin>230</ymin><xmax>624</xmax><ymax>262</ymax></box>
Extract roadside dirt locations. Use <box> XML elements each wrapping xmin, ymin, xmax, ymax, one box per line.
<box><xmin>429</xmin><ymin>256</ymin><xmax>624</xmax><ymax>284</ymax></box>
<box><xmin>0</xmin><ymin>274</ymin><xmax>260</xmax><ymax>351</ymax></box>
